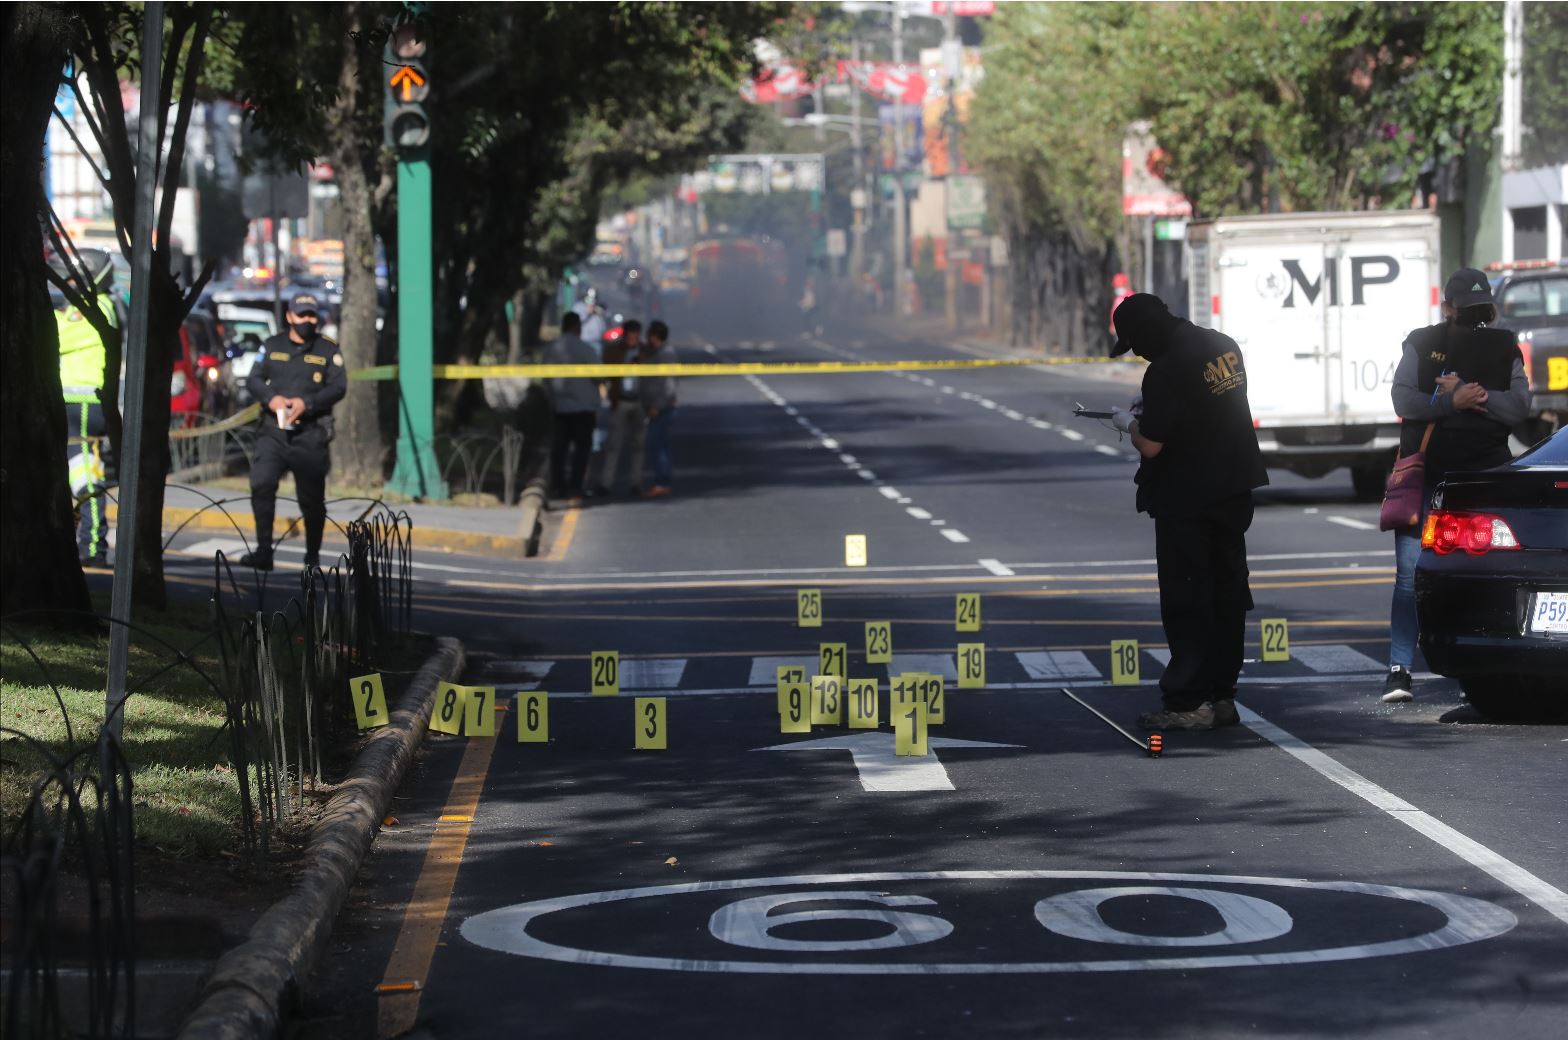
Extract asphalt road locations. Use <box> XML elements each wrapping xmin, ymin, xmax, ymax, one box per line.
<box><xmin>237</xmin><ymin>320</ymin><xmax>1567</xmax><ymax>1039</ymax></box>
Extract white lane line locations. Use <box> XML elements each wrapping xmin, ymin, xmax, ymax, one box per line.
<box><xmin>785</xmin><ymin>407</ymin><xmax>798</xmax><ymax>416</ymax></box>
<box><xmin>879</xmin><ymin>487</ymin><xmax>902</xmax><ymax>500</ymax></box>
<box><xmin>760</xmin><ymin>733</ymin><xmax>1020</xmax><ymax>792</ymax></box>
<box><xmin>469</xmin><ymin>660</ymin><xmax>556</xmax><ymax>689</ymax></box>
<box><xmin>980</xmin><ymin>399</ymin><xmax>999</xmax><ymax>410</ymax></box>
<box><xmin>896</xmin><ymin>497</ymin><xmax>913</xmax><ymax>505</ymax></box>
<box><xmin>906</xmin><ymin>507</ymin><xmax>933</xmax><ymax>520</ymax></box>
<box><xmin>1238</xmin><ymin>704</ymin><xmax>1568</xmax><ymax>927</ymax></box>
<box><xmin>1326</xmin><ymin>515</ymin><xmax>1378</xmax><ymax>531</ymax></box>
<box><xmin>1094</xmin><ymin>445</ymin><xmax>1122</xmax><ymax>457</ymax></box>
<box><xmin>1060</xmin><ymin>430</ymin><xmax>1085</xmax><ymax>442</ymax></box>
<box><xmin>747</xmin><ymin>656</ymin><xmax>816</xmax><ymax>686</ymax></box>
<box><xmin>1029</xmin><ymin>420</ymin><xmax>1053</xmax><ymax>430</ymax></box>
<box><xmin>619</xmin><ymin>658</ymin><xmax>688</xmax><ymax>689</ymax></box>
<box><xmin>821</xmin><ymin>438</ymin><xmax>841</xmax><ymax>450</ymax></box>
<box><xmin>839</xmin><ymin>454</ymin><xmax>858</xmax><ymax>465</ymax></box>
<box><xmin>1292</xmin><ymin>644</ymin><xmax>1386</xmax><ymax>674</ymax></box>
<box><xmin>560</xmin><ymin>672</ymin><xmax>1440</xmax><ymax>697</ymax></box>
<box><xmin>941</xmin><ymin>529</ymin><xmax>971</xmax><ymax>544</ymax></box>
<box><xmin>890</xmin><ymin>653</ymin><xmax>958</xmax><ymax>680</ymax></box>
<box><xmin>1016</xmin><ymin>651</ymin><xmax>1101</xmax><ymax>680</ymax></box>
<box><xmin>941</xmin><ymin>386</ymin><xmax>956</xmax><ymax>395</ymax></box>
<box><xmin>857</xmin><ymin>471</ymin><xmax>877</xmax><ymax>481</ymax></box>
<box><xmin>1002</xmin><ymin>409</ymin><xmax>1025</xmax><ymax>421</ymax></box>
<box><xmin>978</xmin><ymin>558</ymin><xmax>1015</xmax><ymax>577</ymax></box>
<box><xmin>1146</xmin><ymin>648</ymin><xmax>1173</xmax><ymax>667</ymax></box>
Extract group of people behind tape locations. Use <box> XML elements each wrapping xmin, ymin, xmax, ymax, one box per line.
<box><xmin>543</xmin><ymin>301</ymin><xmax>678</xmax><ymax>501</ymax></box>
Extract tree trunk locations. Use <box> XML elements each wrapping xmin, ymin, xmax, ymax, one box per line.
<box><xmin>326</xmin><ymin>1</ymin><xmax>386</xmax><ymax>489</ymax></box>
<box><xmin>1</xmin><ymin>4</ymin><xmax>92</xmax><ymax>620</ymax></box>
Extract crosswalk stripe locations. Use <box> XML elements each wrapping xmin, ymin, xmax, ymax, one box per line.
<box><xmin>1291</xmin><ymin>644</ymin><xmax>1386</xmax><ymax>674</ymax></box>
<box><xmin>748</xmin><ymin>656</ymin><xmax>816</xmax><ymax>686</ymax></box>
<box><xmin>1145</xmin><ymin>648</ymin><xmax>1172</xmax><ymax>667</ymax></box>
<box><xmin>1015</xmin><ymin>650</ymin><xmax>1101</xmax><ymax>680</ymax></box>
<box><xmin>890</xmin><ymin>653</ymin><xmax>958</xmax><ymax>680</ymax></box>
<box><xmin>473</xmin><ymin>660</ymin><xmax>555</xmax><ymax>688</ymax></box>
<box><xmin>620</xmin><ymin>658</ymin><xmax>688</xmax><ymax>689</ymax></box>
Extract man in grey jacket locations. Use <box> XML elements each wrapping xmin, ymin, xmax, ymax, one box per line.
<box><xmin>545</xmin><ymin>311</ymin><xmax>603</xmax><ymax>499</ymax></box>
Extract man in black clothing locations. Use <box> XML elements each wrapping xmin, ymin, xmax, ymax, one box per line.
<box><xmin>240</xmin><ymin>294</ymin><xmax>347</xmax><ymax>571</ymax></box>
<box><xmin>1109</xmin><ymin>294</ymin><xmax>1269</xmax><ymax>731</ymax></box>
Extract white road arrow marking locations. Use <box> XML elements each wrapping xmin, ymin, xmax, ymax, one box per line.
<box><xmin>758</xmin><ymin>732</ymin><xmax>1020</xmax><ymax>792</ymax></box>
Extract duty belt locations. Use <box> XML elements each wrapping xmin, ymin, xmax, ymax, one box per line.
<box><xmin>62</xmin><ymin>385</ymin><xmax>102</xmax><ymax>403</ymax></box>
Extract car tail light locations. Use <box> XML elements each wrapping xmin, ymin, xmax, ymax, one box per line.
<box><xmin>1421</xmin><ymin>510</ymin><xmax>1522</xmax><ymax>555</ymax></box>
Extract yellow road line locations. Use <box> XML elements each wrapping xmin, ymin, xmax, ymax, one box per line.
<box><xmin>377</xmin><ymin>711</ymin><xmax>507</xmax><ymax>1038</ymax></box>
<box><xmin>544</xmin><ymin>501</ymin><xmax>581</xmax><ymax>563</ymax></box>
<box><xmin>434</xmin><ymin>569</ymin><xmax>1394</xmax><ymax>596</ymax></box>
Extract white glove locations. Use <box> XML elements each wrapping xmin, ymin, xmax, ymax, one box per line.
<box><xmin>1129</xmin><ymin>394</ymin><xmax>1143</xmax><ymax>416</ymax></box>
<box><xmin>1110</xmin><ymin>406</ymin><xmax>1136</xmax><ymax>434</ymax></box>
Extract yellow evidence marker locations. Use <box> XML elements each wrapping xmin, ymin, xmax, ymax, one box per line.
<box><xmin>591</xmin><ymin>650</ymin><xmax>620</xmax><ymax>695</ymax></box>
<box><xmin>845</xmin><ymin>534</ymin><xmax>868</xmax><ymax>568</ymax></box>
<box><xmin>894</xmin><ymin>698</ymin><xmax>929</xmax><ymax>756</ymax></box>
<box><xmin>848</xmin><ymin>678</ymin><xmax>879</xmax><ymax>729</ymax></box>
<box><xmin>463</xmin><ymin>685</ymin><xmax>498</xmax><ymax>737</ymax></box>
<box><xmin>958</xmin><ymin>643</ymin><xmax>986</xmax><ymax>689</ymax></box>
<box><xmin>517</xmin><ymin>692</ymin><xmax>549</xmax><ymax>743</ymax></box>
<box><xmin>819</xmin><ymin>642</ymin><xmax>847</xmax><ymax>679</ymax></box>
<box><xmin>635</xmin><ymin>697</ymin><xmax>667</xmax><ymax>750</ymax></box>
<box><xmin>1110</xmin><ymin>640</ymin><xmax>1141</xmax><ymax>685</ymax></box>
<box><xmin>865</xmin><ymin>621</ymin><xmax>892</xmax><ymax>665</ymax></box>
<box><xmin>956</xmin><ymin>593</ymin><xmax>981</xmax><ymax>633</ymax></box>
<box><xmin>917</xmin><ymin>673</ymin><xmax>946</xmax><ymax>725</ymax></box>
<box><xmin>779</xmin><ymin>682</ymin><xmax>811</xmax><ymax>733</ymax></box>
<box><xmin>431</xmin><ymin>682</ymin><xmax>465</xmax><ymax>735</ymax></box>
<box><xmin>797</xmin><ymin>588</ymin><xmax>823</xmax><ymax>628</ymax></box>
<box><xmin>350</xmin><ymin>673</ymin><xmax>389</xmax><ymax>731</ymax></box>
<box><xmin>890</xmin><ymin>673</ymin><xmax>919</xmax><ymax>717</ymax></box>
<box><xmin>811</xmin><ymin>674</ymin><xmax>845</xmax><ymax>726</ymax></box>
<box><xmin>1260</xmin><ymin>619</ymin><xmax>1291</xmax><ymax>662</ymax></box>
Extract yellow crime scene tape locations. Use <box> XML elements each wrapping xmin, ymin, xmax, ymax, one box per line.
<box><xmin>348</xmin><ymin>356</ymin><xmax>1131</xmax><ymax>381</ymax></box>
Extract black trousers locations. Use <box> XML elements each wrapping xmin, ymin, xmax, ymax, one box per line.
<box><xmin>551</xmin><ymin>411</ymin><xmax>596</xmax><ymax>496</ymax></box>
<box><xmin>1154</xmin><ymin>493</ymin><xmax>1255</xmax><ymax>711</ymax></box>
<box><xmin>250</xmin><ymin>426</ymin><xmax>330</xmax><ymax>559</ymax></box>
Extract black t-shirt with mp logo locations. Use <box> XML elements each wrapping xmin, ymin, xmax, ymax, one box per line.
<box><xmin>1134</xmin><ymin>322</ymin><xmax>1268</xmax><ymax>516</ymax></box>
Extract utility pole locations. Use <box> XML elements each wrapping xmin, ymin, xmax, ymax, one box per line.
<box><xmin>942</xmin><ymin>8</ymin><xmax>960</xmax><ymax>331</ymax></box>
<box><xmin>849</xmin><ymin>36</ymin><xmax>866</xmax><ymax>286</ymax></box>
<box><xmin>105</xmin><ymin>0</ymin><xmax>163</xmax><ymax>739</ymax></box>
<box><xmin>891</xmin><ymin>3</ymin><xmax>909</xmax><ymax>316</ymax></box>
<box><xmin>1500</xmin><ymin>0</ymin><xmax>1524</xmax><ymax>263</ymax></box>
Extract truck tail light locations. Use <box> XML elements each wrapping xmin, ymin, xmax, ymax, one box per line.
<box><xmin>1421</xmin><ymin>511</ymin><xmax>1522</xmax><ymax>555</ymax></box>
<box><xmin>1211</xmin><ymin>294</ymin><xmax>1221</xmax><ymax>316</ymax></box>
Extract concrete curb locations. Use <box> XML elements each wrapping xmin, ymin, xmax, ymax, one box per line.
<box><xmin>518</xmin><ymin>485</ymin><xmax>546</xmax><ymax>558</ymax></box>
<box><xmin>110</xmin><ymin>503</ymin><xmax>529</xmax><ymax>557</ymax></box>
<box><xmin>175</xmin><ymin>636</ymin><xmax>467</xmax><ymax>1039</ymax></box>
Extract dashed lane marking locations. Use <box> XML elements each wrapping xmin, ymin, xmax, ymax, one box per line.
<box><xmin>1290</xmin><ymin>644</ymin><xmax>1386</xmax><ymax>673</ymax></box>
<box><xmin>1326</xmin><ymin>516</ymin><xmax>1378</xmax><ymax>532</ymax></box>
<box><xmin>978</xmin><ymin>558</ymin><xmax>1015</xmax><ymax>576</ymax></box>
<box><xmin>941</xmin><ymin>529</ymin><xmax>971</xmax><ymax>544</ymax></box>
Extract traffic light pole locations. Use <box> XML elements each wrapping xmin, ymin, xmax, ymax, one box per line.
<box><xmin>386</xmin><ymin>152</ymin><xmax>447</xmax><ymax>500</ymax></box>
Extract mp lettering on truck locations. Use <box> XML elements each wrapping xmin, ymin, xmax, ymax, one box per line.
<box><xmin>1266</xmin><ymin>256</ymin><xmax>1402</xmax><ymax>308</ymax></box>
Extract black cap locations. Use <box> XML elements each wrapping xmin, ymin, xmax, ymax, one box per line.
<box><xmin>288</xmin><ymin>293</ymin><xmax>321</xmax><ymax>318</ymax></box>
<box><xmin>1443</xmin><ymin>268</ymin><xmax>1493</xmax><ymax>308</ymax></box>
<box><xmin>1111</xmin><ymin>293</ymin><xmax>1175</xmax><ymax>357</ymax></box>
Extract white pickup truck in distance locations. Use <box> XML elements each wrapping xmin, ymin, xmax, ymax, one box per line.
<box><xmin>1186</xmin><ymin>210</ymin><xmax>1441</xmax><ymax>499</ymax></box>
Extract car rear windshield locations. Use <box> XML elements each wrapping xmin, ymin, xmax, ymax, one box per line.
<box><xmin>1499</xmin><ymin>275</ymin><xmax>1568</xmax><ymax>320</ymax></box>
<box><xmin>1516</xmin><ymin>429</ymin><xmax>1568</xmax><ymax>467</ymax></box>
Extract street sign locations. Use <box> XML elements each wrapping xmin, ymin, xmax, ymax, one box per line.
<box><xmin>946</xmin><ymin>176</ymin><xmax>987</xmax><ymax>230</ymax></box>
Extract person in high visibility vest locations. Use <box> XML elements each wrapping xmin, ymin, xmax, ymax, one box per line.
<box><xmin>55</xmin><ymin>250</ymin><xmax>120</xmax><ymax>567</ymax></box>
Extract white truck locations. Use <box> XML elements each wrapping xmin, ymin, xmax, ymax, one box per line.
<box><xmin>1185</xmin><ymin>210</ymin><xmax>1441</xmax><ymax>498</ymax></box>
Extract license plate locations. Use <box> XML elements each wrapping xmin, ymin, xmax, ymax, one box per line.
<box><xmin>1528</xmin><ymin>592</ymin><xmax>1568</xmax><ymax>635</ymax></box>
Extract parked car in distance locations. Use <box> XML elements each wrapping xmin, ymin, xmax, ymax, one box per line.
<box><xmin>1416</xmin><ymin>429</ymin><xmax>1568</xmax><ymax>720</ymax></box>
<box><xmin>1491</xmin><ymin>260</ymin><xmax>1568</xmax><ymax>444</ymax></box>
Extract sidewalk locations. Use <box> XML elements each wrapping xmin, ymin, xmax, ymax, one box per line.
<box><xmin>108</xmin><ymin>484</ymin><xmax>551</xmax><ymax>558</ymax></box>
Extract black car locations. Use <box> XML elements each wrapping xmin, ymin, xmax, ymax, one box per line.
<box><xmin>1416</xmin><ymin>429</ymin><xmax>1568</xmax><ymax>720</ymax></box>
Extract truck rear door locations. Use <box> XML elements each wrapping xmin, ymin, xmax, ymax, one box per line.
<box><xmin>1331</xmin><ymin>235</ymin><xmax>1438</xmax><ymax>423</ymax></box>
<box><xmin>1217</xmin><ymin>240</ymin><xmax>1330</xmax><ymax>423</ymax></box>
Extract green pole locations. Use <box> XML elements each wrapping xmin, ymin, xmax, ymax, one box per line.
<box><xmin>386</xmin><ymin>155</ymin><xmax>447</xmax><ymax>499</ymax></box>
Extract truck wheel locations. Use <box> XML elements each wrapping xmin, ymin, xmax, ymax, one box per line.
<box><xmin>1350</xmin><ymin>462</ymin><xmax>1387</xmax><ymax>501</ymax></box>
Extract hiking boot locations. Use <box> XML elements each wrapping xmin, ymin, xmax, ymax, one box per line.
<box><xmin>1136</xmin><ymin>703</ymin><xmax>1216</xmax><ymax>731</ymax></box>
<box><xmin>1381</xmin><ymin>667</ymin><xmax>1414</xmax><ymax>703</ymax></box>
<box><xmin>238</xmin><ymin>550</ymin><xmax>274</xmax><ymax>572</ymax></box>
<box><xmin>1211</xmin><ymin>698</ymin><xmax>1241</xmax><ymax>728</ymax></box>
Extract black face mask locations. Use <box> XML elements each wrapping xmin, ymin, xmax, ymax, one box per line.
<box><xmin>292</xmin><ymin>321</ymin><xmax>318</xmax><ymax>341</ymax></box>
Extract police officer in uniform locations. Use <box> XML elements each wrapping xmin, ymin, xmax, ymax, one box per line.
<box><xmin>240</xmin><ymin>294</ymin><xmax>346</xmax><ymax>570</ymax></box>
<box><xmin>1109</xmin><ymin>294</ymin><xmax>1269</xmax><ymax>731</ymax></box>
<box><xmin>55</xmin><ymin>249</ymin><xmax>121</xmax><ymax>566</ymax></box>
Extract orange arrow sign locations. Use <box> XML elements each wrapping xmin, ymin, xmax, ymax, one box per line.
<box><xmin>389</xmin><ymin>65</ymin><xmax>426</xmax><ymax>101</ymax></box>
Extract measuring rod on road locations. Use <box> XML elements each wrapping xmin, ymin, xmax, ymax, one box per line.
<box><xmin>1057</xmin><ymin>687</ymin><xmax>1159</xmax><ymax>756</ymax></box>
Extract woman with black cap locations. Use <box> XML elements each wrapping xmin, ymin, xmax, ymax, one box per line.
<box><xmin>1380</xmin><ymin>269</ymin><xmax>1531</xmax><ymax>703</ymax></box>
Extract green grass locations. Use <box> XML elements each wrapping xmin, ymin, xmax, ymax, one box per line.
<box><xmin>1</xmin><ymin>598</ymin><xmax>241</xmax><ymax>857</ymax></box>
